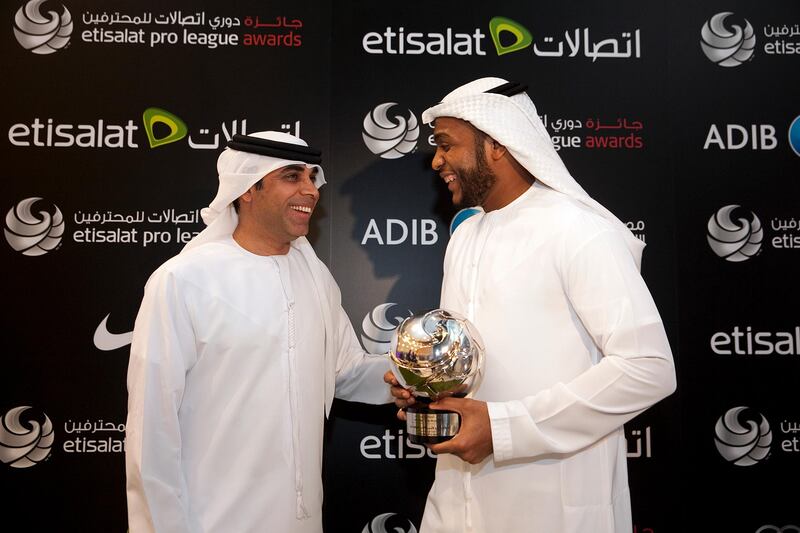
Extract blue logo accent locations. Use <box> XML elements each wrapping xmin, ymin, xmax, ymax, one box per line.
<box><xmin>789</xmin><ymin>115</ymin><xmax>800</xmax><ymax>157</ymax></box>
<box><xmin>449</xmin><ymin>208</ymin><xmax>481</xmax><ymax>235</ymax></box>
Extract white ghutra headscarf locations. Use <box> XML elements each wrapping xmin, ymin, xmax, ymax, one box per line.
<box><xmin>182</xmin><ymin>130</ymin><xmax>326</xmax><ymax>253</ymax></box>
<box><xmin>422</xmin><ymin>77</ymin><xmax>644</xmax><ymax>269</ymax></box>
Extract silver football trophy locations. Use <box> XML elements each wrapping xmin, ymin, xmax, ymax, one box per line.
<box><xmin>389</xmin><ymin>309</ymin><xmax>485</xmax><ymax>444</ymax></box>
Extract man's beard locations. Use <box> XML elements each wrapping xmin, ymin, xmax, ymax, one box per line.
<box><xmin>458</xmin><ymin>140</ymin><xmax>496</xmax><ymax>207</ymax></box>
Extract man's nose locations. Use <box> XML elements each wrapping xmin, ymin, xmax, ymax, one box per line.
<box><xmin>300</xmin><ymin>175</ymin><xmax>319</xmax><ymax>198</ymax></box>
<box><xmin>431</xmin><ymin>149</ymin><xmax>444</xmax><ymax>170</ymax></box>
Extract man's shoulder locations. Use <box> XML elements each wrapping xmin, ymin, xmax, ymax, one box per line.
<box><xmin>147</xmin><ymin>241</ymin><xmax>237</xmax><ymax>287</ymax></box>
<box><xmin>519</xmin><ymin>186</ymin><xmax>612</xmax><ymax>234</ymax></box>
<box><xmin>509</xmin><ymin>188</ymin><xmax>627</xmax><ymax>267</ymax></box>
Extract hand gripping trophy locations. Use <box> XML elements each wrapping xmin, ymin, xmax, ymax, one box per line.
<box><xmin>389</xmin><ymin>309</ymin><xmax>485</xmax><ymax>444</ymax></box>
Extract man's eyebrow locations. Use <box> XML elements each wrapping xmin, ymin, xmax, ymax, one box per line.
<box><xmin>433</xmin><ymin>132</ymin><xmax>452</xmax><ymax>143</ymax></box>
<box><xmin>278</xmin><ymin>165</ymin><xmax>305</xmax><ymax>175</ymax></box>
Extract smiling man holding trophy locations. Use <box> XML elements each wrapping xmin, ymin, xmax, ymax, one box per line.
<box><xmin>384</xmin><ymin>78</ymin><xmax>676</xmax><ymax>533</ymax></box>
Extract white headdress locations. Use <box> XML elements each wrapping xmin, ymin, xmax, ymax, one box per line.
<box><xmin>181</xmin><ymin>130</ymin><xmax>326</xmax><ymax>253</ymax></box>
<box><xmin>422</xmin><ymin>77</ymin><xmax>644</xmax><ymax>269</ymax></box>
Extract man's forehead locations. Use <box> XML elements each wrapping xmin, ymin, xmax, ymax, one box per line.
<box><xmin>433</xmin><ymin>116</ymin><xmax>467</xmax><ymax>129</ymax></box>
<box><xmin>433</xmin><ymin>117</ymin><xmax>483</xmax><ymax>138</ymax></box>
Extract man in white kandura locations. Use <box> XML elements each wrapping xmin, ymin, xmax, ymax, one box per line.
<box><xmin>126</xmin><ymin>131</ymin><xmax>390</xmax><ymax>533</ymax></box>
<box><xmin>386</xmin><ymin>78</ymin><xmax>677</xmax><ymax>532</ymax></box>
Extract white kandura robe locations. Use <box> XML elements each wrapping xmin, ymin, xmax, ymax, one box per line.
<box><xmin>126</xmin><ymin>237</ymin><xmax>390</xmax><ymax>533</ymax></box>
<box><xmin>421</xmin><ymin>182</ymin><xmax>676</xmax><ymax>533</ymax></box>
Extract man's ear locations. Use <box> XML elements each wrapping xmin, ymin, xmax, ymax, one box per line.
<box><xmin>488</xmin><ymin>137</ymin><xmax>507</xmax><ymax>161</ymax></box>
<box><xmin>239</xmin><ymin>190</ymin><xmax>253</xmax><ymax>204</ymax></box>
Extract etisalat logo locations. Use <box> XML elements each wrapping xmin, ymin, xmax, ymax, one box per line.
<box><xmin>362</xmin><ymin>103</ymin><xmax>419</xmax><ymax>159</ymax></box>
<box><xmin>13</xmin><ymin>0</ymin><xmax>73</xmax><ymax>55</ymax></box>
<box><xmin>488</xmin><ymin>15</ymin><xmax>641</xmax><ymax>60</ymax></box>
<box><xmin>700</xmin><ymin>12</ymin><xmax>756</xmax><ymax>67</ymax></box>
<box><xmin>4</xmin><ymin>197</ymin><xmax>64</xmax><ymax>256</ymax></box>
<box><xmin>362</xmin><ymin>513</ymin><xmax>418</xmax><ymax>533</ymax></box>
<box><xmin>8</xmin><ymin>107</ymin><xmax>188</xmax><ymax>149</ymax></box>
<box><xmin>7</xmin><ymin>109</ymin><xmax>297</xmax><ymax>151</ymax></box>
<box><xmin>361</xmin><ymin>303</ymin><xmax>412</xmax><ymax>353</ymax></box>
<box><xmin>0</xmin><ymin>406</ymin><xmax>55</xmax><ymax>468</ymax></box>
<box><xmin>714</xmin><ymin>406</ymin><xmax>771</xmax><ymax>466</ymax></box>
<box><xmin>706</xmin><ymin>205</ymin><xmax>763</xmax><ymax>262</ymax></box>
<box><xmin>361</xmin><ymin>16</ymin><xmax>641</xmax><ymax>60</ymax></box>
<box><xmin>142</xmin><ymin>107</ymin><xmax>188</xmax><ymax>148</ymax></box>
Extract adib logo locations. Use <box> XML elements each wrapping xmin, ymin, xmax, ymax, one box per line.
<box><xmin>450</xmin><ymin>208</ymin><xmax>481</xmax><ymax>235</ymax></box>
<box><xmin>362</xmin><ymin>103</ymin><xmax>419</xmax><ymax>159</ymax></box>
<box><xmin>4</xmin><ymin>197</ymin><xmax>64</xmax><ymax>256</ymax></box>
<box><xmin>0</xmin><ymin>406</ymin><xmax>55</xmax><ymax>468</ymax></box>
<box><xmin>361</xmin><ymin>303</ymin><xmax>412</xmax><ymax>354</ymax></box>
<box><xmin>700</xmin><ymin>12</ymin><xmax>756</xmax><ymax>67</ymax></box>
<box><xmin>789</xmin><ymin>115</ymin><xmax>800</xmax><ymax>157</ymax></box>
<box><xmin>13</xmin><ymin>0</ymin><xmax>73</xmax><ymax>54</ymax></box>
<box><xmin>714</xmin><ymin>406</ymin><xmax>771</xmax><ymax>466</ymax></box>
<box><xmin>706</xmin><ymin>205</ymin><xmax>763</xmax><ymax>262</ymax></box>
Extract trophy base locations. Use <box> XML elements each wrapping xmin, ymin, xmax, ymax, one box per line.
<box><xmin>406</xmin><ymin>404</ymin><xmax>460</xmax><ymax>445</ymax></box>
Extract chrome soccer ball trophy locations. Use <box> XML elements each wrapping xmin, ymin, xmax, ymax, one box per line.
<box><xmin>389</xmin><ymin>309</ymin><xmax>485</xmax><ymax>444</ymax></box>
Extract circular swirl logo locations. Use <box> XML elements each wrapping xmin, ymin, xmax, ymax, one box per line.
<box><xmin>362</xmin><ymin>103</ymin><xmax>419</xmax><ymax>159</ymax></box>
<box><xmin>706</xmin><ymin>205</ymin><xmax>762</xmax><ymax>262</ymax></box>
<box><xmin>362</xmin><ymin>513</ymin><xmax>418</xmax><ymax>533</ymax></box>
<box><xmin>13</xmin><ymin>0</ymin><xmax>73</xmax><ymax>55</ymax></box>
<box><xmin>0</xmin><ymin>406</ymin><xmax>55</xmax><ymax>468</ymax></box>
<box><xmin>361</xmin><ymin>303</ymin><xmax>411</xmax><ymax>354</ymax></box>
<box><xmin>714</xmin><ymin>406</ymin><xmax>771</xmax><ymax>467</ymax></box>
<box><xmin>700</xmin><ymin>12</ymin><xmax>756</xmax><ymax>67</ymax></box>
<box><xmin>4</xmin><ymin>197</ymin><xmax>65</xmax><ymax>256</ymax></box>
<box><xmin>756</xmin><ymin>527</ymin><xmax>800</xmax><ymax>533</ymax></box>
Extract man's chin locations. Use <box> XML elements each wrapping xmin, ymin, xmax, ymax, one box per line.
<box><xmin>288</xmin><ymin>225</ymin><xmax>310</xmax><ymax>239</ymax></box>
<box><xmin>452</xmin><ymin>195</ymin><xmax>478</xmax><ymax>208</ymax></box>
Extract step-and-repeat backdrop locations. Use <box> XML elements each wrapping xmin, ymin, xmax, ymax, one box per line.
<box><xmin>2</xmin><ymin>1</ymin><xmax>797</xmax><ymax>531</ymax></box>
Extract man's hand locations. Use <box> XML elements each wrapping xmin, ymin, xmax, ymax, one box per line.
<box><xmin>383</xmin><ymin>370</ymin><xmax>415</xmax><ymax>421</ymax></box>
<box><xmin>428</xmin><ymin>397</ymin><xmax>493</xmax><ymax>464</ymax></box>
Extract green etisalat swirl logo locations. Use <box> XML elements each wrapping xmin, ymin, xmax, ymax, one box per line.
<box><xmin>142</xmin><ymin>107</ymin><xmax>188</xmax><ymax>148</ymax></box>
<box><xmin>489</xmin><ymin>16</ymin><xmax>532</xmax><ymax>56</ymax></box>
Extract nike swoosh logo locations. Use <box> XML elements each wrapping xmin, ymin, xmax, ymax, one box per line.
<box><xmin>94</xmin><ymin>314</ymin><xmax>133</xmax><ymax>351</ymax></box>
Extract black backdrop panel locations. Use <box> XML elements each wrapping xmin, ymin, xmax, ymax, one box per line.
<box><xmin>1</xmin><ymin>0</ymin><xmax>798</xmax><ymax>531</ymax></box>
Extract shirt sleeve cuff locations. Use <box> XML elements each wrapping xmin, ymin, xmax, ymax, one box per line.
<box><xmin>487</xmin><ymin>401</ymin><xmax>513</xmax><ymax>462</ymax></box>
